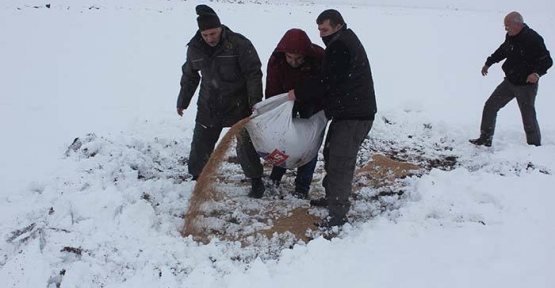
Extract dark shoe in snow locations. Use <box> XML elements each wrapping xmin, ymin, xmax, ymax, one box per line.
<box><xmin>469</xmin><ymin>137</ymin><xmax>492</xmax><ymax>147</ymax></box>
<box><xmin>316</xmin><ymin>216</ymin><xmax>348</xmax><ymax>229</ymax></box>
<box><xmin>291</xmin><ymin>189</ymin><xmax>308</xmax><ymax>200</ymax></box>
<box><xmin>248</xmin><ymin>177</ymin><xmax>265</xmax><ymax>199</ymax></box>
<box><xmin>265</xmin><ymin>178</ymin><xmax>282</xmax><ymax>197</ymax></box>
<box><xmin>267</xmin><ymin>178</ymin><xmax>280</xmax><ymax>188</ymax></box>
<box><xmin>310</xmin><ymin>197</ymin><xmax>328</xmax><ymax>207</ymax></box>
<box><xmin>292</xmin><ymin>191</ymin><xmax>308</xmax><ymax>200</ymax></box>
<box><xmin>315</xmin><ymin>216</ymin><xmax>349</xmax><ymax>239</ymax></box>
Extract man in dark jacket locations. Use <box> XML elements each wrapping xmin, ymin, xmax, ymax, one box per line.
<box><xmin>265</xmin><ymin>28</ymin><xmax>325</xmax><ymax>199</ymax></box>
<box><xmin>288</xmin><ymin>10</ymin><xmax>377</xmax><ymax>228</ymax></box>
<box><xmin>470</xmin><ymin>11</ymin><xmax>552</xmax><ymax>147</ymax></box>
<box><xmin>177</xmin><ymin>5</ymin><xmax>265</xmax><ymax>197</ymax></box>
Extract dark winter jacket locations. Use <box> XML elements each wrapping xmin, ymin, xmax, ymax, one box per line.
<box><xmin>486</xmin><ymin>24</ymin><xmax>552</xmax><ymax>86</ymax></box>
<box><xmin>177</xmin><ymin>25</ymin><xmax>263</xmax><ymax>127</ymax></box>
<box><xmin>295</xmin><ymin>25</ymin><xmax>377</xmax><ymax>121</ymax></box>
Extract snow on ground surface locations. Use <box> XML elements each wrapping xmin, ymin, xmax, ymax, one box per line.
<box><xmin>1</xmin><ymin>0</ymin><xmax>554</xmax><ymax>287</ymax></box>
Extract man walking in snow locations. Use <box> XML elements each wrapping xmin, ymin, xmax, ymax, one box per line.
<box><xmin>176</xmin><ymin>5</ymin><xmax>265</xmax><ymax>197</ymax></box>
<box><xmin>265</xmin><ymin>28</ymin><xmax>325</xmax><ymax>199</ymax></box>
<box><xmin>288</xmin><ymin>10</ymin><xmax>377</xmax><ymax>229</ymax></box>
<box><xmin>470</xmin><ymin>11</ymin><xmax>552</xmax><ymax>147</ymax></box>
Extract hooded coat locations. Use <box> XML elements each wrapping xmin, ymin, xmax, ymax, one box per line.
<box><xmin>265</xmin><ymin>29</ymin><xmax>325</xmax><ymax>98</ymax></box>
<box><xmin>486</xmin><ymin>24</ymin><xmax>552</xmax><ymax>85</ymax></box>
<box><xmin>177</xmin><ymin>25</ymin><xmax>263</xmax><ymax>127</ymax></box>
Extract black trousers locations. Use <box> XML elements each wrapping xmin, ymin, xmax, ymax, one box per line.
<box><xmin>188</xmin><ymin>122</ymin><xmax>263</xmax><ymax>179</ymax></box>
<box><xmin>479</xmin><ymin>79</ymin><xmax>541</xmax><ymax>145</ymax></box>
<box><xmin>322</xmin><ymin>119</ymin><xmax>373</xmax><ymax>220</ymax></box>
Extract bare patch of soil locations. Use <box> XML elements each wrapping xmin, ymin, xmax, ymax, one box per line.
<box><xmin>356</xmin><ymin>154</ymin><xmax>421</xmax><ymax>188</ymax></box>
<box><xmin>182</xmin><ymin>125</ymin><xmax>423</xmax><ymax>245</ymax></box>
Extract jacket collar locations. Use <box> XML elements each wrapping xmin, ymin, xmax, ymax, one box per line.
<box><xmin>507</xmin><ymin>23</ymin><xmax>529</xmax><ymax>39</ymax></box>
<box><xmin>322</xmin><ymin>23</ymin><xmax>347</xmax><ymax>47</ymax></box>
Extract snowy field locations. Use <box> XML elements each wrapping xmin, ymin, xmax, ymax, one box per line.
<box><xmin>1</xmin><ymin>0</ymin><xmax>554</xmax><ymax>287</ymax></box>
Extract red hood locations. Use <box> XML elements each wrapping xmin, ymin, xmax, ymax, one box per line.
<box><xmin>273</xmin><ymin>28</ymin><xmax>316</xmax><ymax>57</ymax></box>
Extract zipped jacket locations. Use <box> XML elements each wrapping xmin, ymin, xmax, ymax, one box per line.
<box><xmin>177</xmin><ymin>25</ymin><xmax>263</xmax><ymax>127</ymax></box>
<box><xmin>295</xmin><ymin>25</ymin><xmax>377</xmax><ymax>121</ymax></box>
<box><xmin>486</xmin><ymin>24</ymin><xmax>552</xmax><ymax>85</ymax></box>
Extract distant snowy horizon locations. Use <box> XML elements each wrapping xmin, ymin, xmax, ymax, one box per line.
<box><xmin>4</xmin><ymin>0</ymin><xmax>553</xmax><ymax>12</ymax></box>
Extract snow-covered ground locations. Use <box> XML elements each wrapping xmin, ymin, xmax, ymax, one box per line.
<box><xmin>1</xmin><ymin>1</ymin><xmax>554</xmax><ymax>287</ymax></box>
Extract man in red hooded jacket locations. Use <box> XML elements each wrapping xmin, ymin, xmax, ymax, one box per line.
<box><xmin>265</xmin><ymin>28</ymin><xmax>325</xmax><ymax>199</ymax></box>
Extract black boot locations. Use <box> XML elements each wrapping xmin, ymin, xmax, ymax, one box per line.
<box><xmin>265</xmin><ymin>178</ymin><xmax>281</xmax><ymax>197</ymax></box>
<box><xmin>316</xmin><ymin>215</ymin><xmax>348</xmax><ymax>230</ymax></box>
<box><xmin>248</xmin><ymin>178</ymin><xmax>265</xmax><ymax>199</ymax></box>
<box><xmin>310</xmin><ymin>197</ymin><xmax>328</xmax><ymax>207</ymax></box>
<box><xmin>291</xmin><ymin>189</ymin><xmax>308</xmax><ymax>200</ymax></box>
<box><xmin>267</xmin><ymin>178</ymin><xmax>280</xmax><ymax>189</ymax></box>
<box><xmin>469</xmin><ymin>137</ymin><xmax>492</xmax><ymax>147</ymax></box>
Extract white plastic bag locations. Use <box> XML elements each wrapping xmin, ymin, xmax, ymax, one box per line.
<box><xmin>245</xmin><ymin>93</ymin><xmax>328</xmax><ymax>169</ymax></box>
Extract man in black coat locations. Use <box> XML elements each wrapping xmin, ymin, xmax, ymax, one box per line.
<box><xmin>288</xmin><ymin>9</ymin><xmax>377</xmax><ymax>228</ymax></box>
<box><xmin>177</xmin><ymin>5</ymin><xmax>265</xmax><ymax>197</ymax></box>
<box><xmin>470</xmin><ymin>11</ymin><xmax>552</xmax><ymax>147</ymax></box>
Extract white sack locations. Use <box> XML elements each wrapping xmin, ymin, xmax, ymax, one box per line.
<box><xmin>245</xmin><ymin>93</ymin><xmax>328</xmax><ymax>169</ymax></box>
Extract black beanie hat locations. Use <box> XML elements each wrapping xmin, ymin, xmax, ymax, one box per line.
<box><xmin>196</xmin><ymin>5</ymin><xmax>221</xmax><ymax>31</ymax></box>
